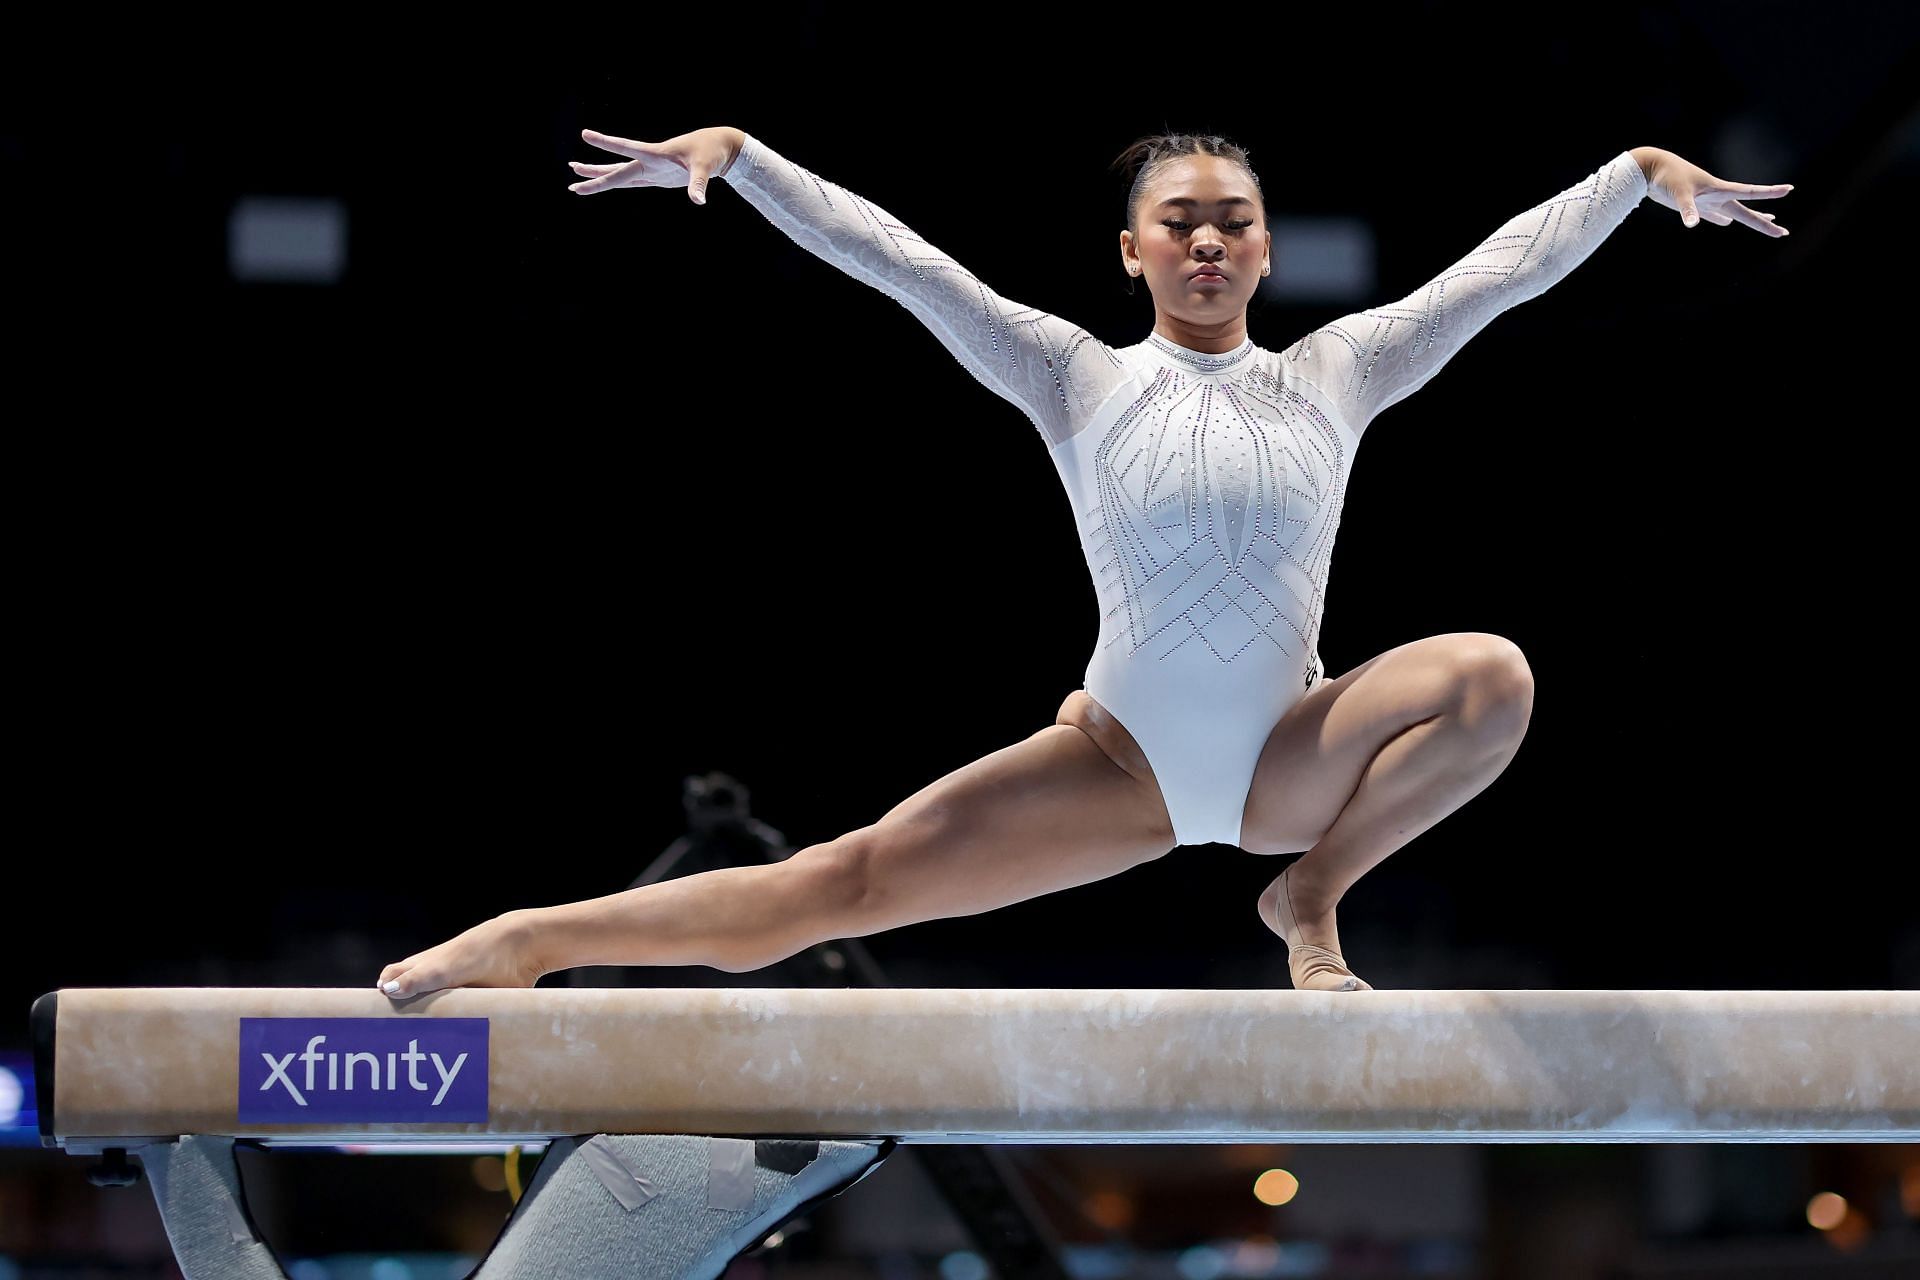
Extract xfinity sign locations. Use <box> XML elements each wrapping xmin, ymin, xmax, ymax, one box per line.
<box><xmin>238</xmin><ymin>1018</ymin><xmax>489</xmax><ymax>1123</ymax></box>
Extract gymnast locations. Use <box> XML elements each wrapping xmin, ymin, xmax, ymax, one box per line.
<box><xmin>379</xmin><ymin>124</ymin><xmax>1790</xmax><ymax>998</ymax></box>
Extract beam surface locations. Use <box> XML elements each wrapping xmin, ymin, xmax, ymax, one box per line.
<box><xmin>36</xmin><ymin>986</ymin><xmax>1920</xmax><ymax>1146</ymax></box>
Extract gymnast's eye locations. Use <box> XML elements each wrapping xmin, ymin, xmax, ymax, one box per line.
<box><xmin>1163</xmin><ymin>220</ymin><xmax>1254</xmax><ymax>232</ymax></box>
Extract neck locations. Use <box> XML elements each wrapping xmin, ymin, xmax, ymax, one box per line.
<box><xmin>1150</xmin><ymin>315</ymin><xmax>1249</xmax><ymax>354</ymax></box>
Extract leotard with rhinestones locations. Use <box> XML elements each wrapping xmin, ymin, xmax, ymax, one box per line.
<box><xmin>719</xmin><ymin>133</ymin><xmax>1648</xmax><ymax>846</ymax></box>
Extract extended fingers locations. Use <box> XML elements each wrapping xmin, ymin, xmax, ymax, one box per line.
<box><xmin>1684</xmin><ymin>182</ymin><xmax>1793</xmax><ymax>234</ymax></box>
<box><xmin>580</xmin><ymin>127</ymin><xmax>648</xmax><ymax>157</ymax></box>
<box><xmin>1727</xmin><ymin>200</ymin><xmax>1790</xmax><ymax>236</ymax></box>
<box><xmin>567</xmin><ymin>159</ymin><xmax>624</xmax><ymax>194</ymax></box>
<box><xmin>572</xmin><ymin>129</ymin><xmax>657</xmax><ymax>194</ymax></box>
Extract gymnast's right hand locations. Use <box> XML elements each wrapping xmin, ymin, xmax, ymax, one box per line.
<box><xmin>377</xmin><ymin>911</ymin><xmax>546</xmax><ymax>1001</ymax></box>
<box><xmin>568</xmin><ymin>125</ymin><xmax>745</xmax><ymax>206</ymax></box>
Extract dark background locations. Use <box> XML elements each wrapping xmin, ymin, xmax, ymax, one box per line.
<box><xmin>6</xmin><ymin>3</ymin><xmax>1918</xmax><ymax>1276</ymax></box>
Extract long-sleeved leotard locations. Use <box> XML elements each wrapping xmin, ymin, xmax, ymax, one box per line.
<box><xmin>720</xmin><ymin>133</ymin><xmax>1648</xmax><ymax>847</ymax></box>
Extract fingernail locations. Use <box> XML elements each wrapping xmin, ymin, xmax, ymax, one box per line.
<box><xmin>382</xmin><ymin>980</ymin><xmax>401</xmax><ymax>995</ymax></box>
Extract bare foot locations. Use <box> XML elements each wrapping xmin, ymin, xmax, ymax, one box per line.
<box><xmin>377</xmin><ymin>911</ymin><xmax>546</xmax><ymax>1001</ymax></box>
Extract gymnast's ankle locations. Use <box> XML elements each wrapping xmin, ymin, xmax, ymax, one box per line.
<box><xmin>1279</xmin><ymin>862</ymin><xmax>1340</xmax><ymax>918</ymax></box>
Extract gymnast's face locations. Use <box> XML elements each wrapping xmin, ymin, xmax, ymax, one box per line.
<box><xmin>1119</xmin><ymin>155</ymin><xmax>1271</xmax><ymax>329</ymax></box>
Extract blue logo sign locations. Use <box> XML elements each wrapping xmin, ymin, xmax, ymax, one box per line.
<box><xmin>238</xmin><ymin>1018</ymin><xmax>488</xmax><ymax>1123</ymax></box>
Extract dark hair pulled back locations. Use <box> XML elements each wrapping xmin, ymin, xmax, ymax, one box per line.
<box><xmin>1110</xmin><ymin>131</ymin><xmax>1263</xmax><ymax>296</ymax></box>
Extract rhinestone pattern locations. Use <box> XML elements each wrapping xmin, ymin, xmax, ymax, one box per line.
<box><xmin>1285</xmin><ymin>150</ymin><xmax>1648</xmax><ymax>431</ymax></box>
<box><xmin>1075</xmin><ymin>348</ymin><xmax>1348</xmax><ymax>674</ymax></box>
<box><xmin>719</xmin><ymin>135</ymin><xmax>1646</xmax><ymax>731</ymax></box>
<box><xmin>723</xmin><ymin>133</ymin><xmax>1135</xmax><ymax>449</ymax></box>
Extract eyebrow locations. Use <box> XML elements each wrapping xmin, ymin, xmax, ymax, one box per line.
<box><xmin>1157</xmin><ymin>196</ymin><xmax>1257</xmax><ymax>208</ymax></box>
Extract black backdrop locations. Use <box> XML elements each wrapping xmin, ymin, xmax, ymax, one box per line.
<box><xmin>11</xmin><ymin>3</ymin><xmax>1917</xmax><ymax>1019</ymax></box>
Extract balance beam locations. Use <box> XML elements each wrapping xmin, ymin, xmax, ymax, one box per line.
<box><xmin>34</xmin><ymin>986</ymin><xmax>1920</xmax><ymax>1149</ymax></box>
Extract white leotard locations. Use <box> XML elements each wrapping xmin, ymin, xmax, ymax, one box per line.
<box><xmin>720</xmin><ymin>133</ymin><xmax>1648</xmax><ymax>846</ymax></box>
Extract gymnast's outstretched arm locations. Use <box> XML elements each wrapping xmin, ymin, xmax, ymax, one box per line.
<box><xmin>1283</xmin><ymin>145</ymin><xmax>1793</xmax><ymax>436</ymax></box>
<box><xmin>571</xmin><ymin>124</ymin><xmax>1128</xmax><ymax>449</ymax></box>
<box><xmin>715</xmin><ymin>129</ymin><xmax>1137</xmax><ymax>448</ymax></box>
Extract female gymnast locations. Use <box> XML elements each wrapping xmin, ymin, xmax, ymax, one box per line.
<box><xmin>379</xmin><ymin>124</ymin><xmax>1790</xmax><ymax>997</ymax></box>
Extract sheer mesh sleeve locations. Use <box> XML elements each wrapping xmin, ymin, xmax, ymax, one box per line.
<box><xmin>1286</xmin><ymin>150</ymin><xmax>1648</xmax><ymax>434</ymax></box>
<box><xmin>720</xmin><ymin>132</ymin><xmax>1128</xmax><ymax>449</ymax></box>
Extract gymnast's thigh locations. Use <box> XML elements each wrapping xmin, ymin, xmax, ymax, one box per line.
<box><xmin>851</xmin><ymin>720</ymin><xmax>1178</xmax><ymax>933</ymax></box>
<box><xmin>1237</xmin><ymin>634</ymin><xmax>1489</xmax><ymax>855</ymax></box>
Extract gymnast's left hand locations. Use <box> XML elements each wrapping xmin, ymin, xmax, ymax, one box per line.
<box><xmin>1639</xmin><ymin>146</ymin><xmax>1793</xmax><ymax>235</ymax></box>
<box><xmin>377</xmin><ymin>910</ymin><xmax>546</xmax><ymax>1001</ymax></box>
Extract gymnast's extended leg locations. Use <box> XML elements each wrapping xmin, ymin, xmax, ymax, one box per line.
<box><xmin>379</xmin><ymin>700</ymin><xmax>1178</xmax><ymax>993</ymax></box>
<box><xmin>541</xmin><ymin>711</ymin><xmax>1176</xmax><ymax>974</ymax></box>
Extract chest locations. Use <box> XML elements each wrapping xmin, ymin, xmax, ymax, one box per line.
<box><xmin>1083</xmin><ymin>373</ymin><xmax>1347</xmax><ymax>561</ymax></box>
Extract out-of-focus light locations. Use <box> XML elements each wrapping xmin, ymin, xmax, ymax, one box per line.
<box><xmin>470</xmin><ymin>1154</ymin><xmax>507</xmax><ymax>1192</ymax></box>
<box><xmin>0</xmin><ymin>1068</ymin><xmax>20</xmax><ymax>1127</ymax></box>
<box><xmin>286</xmin><ymin>1261</ymin><xmax>331</xmax><ymax>1280</ymax></box>
<box><xmin>1176</xmin><ymin>1243</ymin><xmax>1227</xmax><ymax>1280</ymax></box>
<box><xmin>1061</xmin><ymin>1243</ymin><xmax>1134</xmax><ymax>1279</ymax></box>
<box><xmin>1260</xmin><ymin>218</ymin><xmax>1373</xmax><ymax>303</ymax></box>
<box><xmin>229</xmin><ymin>196</ymin><xmax>347</xmax><ymax>284</ymax></box>
<box><xmin>1822</xmin><ymin>1207</ymin><xmax>1871</xmax><ymax>1253</ymax></box>
<box><xmin>1899</xmin><ymin>1163</ymin><xmax>1920</xmax><ymax>1218</ymax></box>
<box><xmin>1229</xmin><ymin>1237</ymin><xmax>1280</xmax><ymax>1276</ymax></box>
<box><xmin>1807</xmin><ymin>1190</ymin><xmax>1848</xmax><ymax>1230</ymax></box>
<box><xmin>369</xmin><ymin>1258</ymin><xmax>412</xmax><ymax>1280</ymax></box>
<box><xmin>938</xmin><ymin>1249</ymin><xmax>990</xmax><ymax>1280</ymax></box>
<box><xmin>1086</xmin><ymin>1188</ymin><xmax>1135</xmax><ymax>1229</ymax></box>
<box><xmin>1252</xmin><ymin>1168</ymin><xmax>1298</xmax><ymax>1206</ymax></box>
